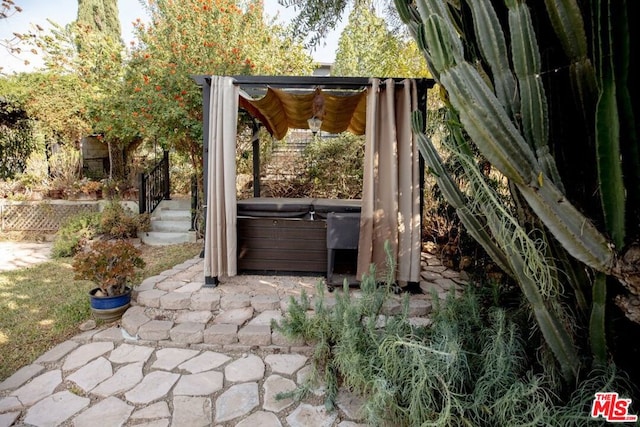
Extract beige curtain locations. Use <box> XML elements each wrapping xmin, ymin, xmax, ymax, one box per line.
<box><xmin>357</xmin><ymin>78</ymin><xmax>421</xmax><ymax>284</ymax></box>
<box><xmin>204</xmin><ymin>76</ymin><xmax>239</xmax><ymax>278</ymax></box>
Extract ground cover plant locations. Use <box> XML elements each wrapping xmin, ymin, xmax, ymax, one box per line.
<box><xmin>275</xmin><ymin>249</ymin><xmax>635</xmax><ymax>426</ymax></box>
<box><xmin>0</xmin><ymin>242</ymin><xmax>202</xmax><ymax>381</ymax></box>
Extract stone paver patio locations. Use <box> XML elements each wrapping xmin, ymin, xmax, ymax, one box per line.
<box><xmin>0</xmin><ymin>250</ymin><xmax>466</xmax><ymax>426</ymax></box>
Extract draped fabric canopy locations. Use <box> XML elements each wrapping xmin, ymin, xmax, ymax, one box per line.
<box><xmin>204</xmin><ymin>76</ymin><xmax>239</xmax><ymax>279</ymax></box>
<box><xmin>239</xmin><ymin>87</ymin><xmax>367</xmax><ymax>140</ymax></box>
<box><xmin>357</xmin><ymin>79</ymin><xmax>422</xmax><ymax>283</ymax></box>
<box><xmin>202</xmin><ymin>75</ymin><xmax>425</xmax><ymax>284</ymax></box>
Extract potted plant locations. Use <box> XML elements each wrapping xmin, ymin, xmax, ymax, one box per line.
<box><xmin>78</xmin><ymin>179</ymin><xmax>103</xmax><ymax>200</ymax></box>
<box><xmin>72</xmin><ymin>239</ymin><xmax>146</xmax><ymax>321</ymax></box>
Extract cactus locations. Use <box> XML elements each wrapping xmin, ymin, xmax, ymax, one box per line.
<box><xmin>414</xmin><ymin>109</ymin><xmax>580</xmax><ymax>380</ymax></box>
<box><xmin>467</xmin><ymin>0</ymin><xmax>519</xmax><ymax>119</ymax></box>
<box><xmin>396</xmin><ymin>0</ymin><xmax>639</xmax><ymax>379</ymax></box>
<box><xmin>594</xmin><ymin>0</ymin><xmax>626</xmax><ymax>249</ymax></box>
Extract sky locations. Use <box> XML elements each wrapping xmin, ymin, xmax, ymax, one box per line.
<box><xmin>0</xmin><ymin>0</ymin><xmax>344</xmax><ymax>74</ymax></box>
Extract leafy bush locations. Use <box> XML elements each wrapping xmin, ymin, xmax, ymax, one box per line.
<box><xmin>0</xmin><ymin>97</ymin><xmax>36</xmax><ymax>180</ymax></box>
<box><xmin>51</xmin><ymin>211</ymin><xmax>101</xmax><ymax>258</ymax></box>
<box><xmin>72</xmin><ymin>239</ymin><xmax>145</xmax><ymax>296</ymax></box>
<box><xmin>302</xmin><ymin>133</ymin><xmax>364</xmax><ymax>199</ymax></box>
<box><xmin>261</xmin><ymin>132</ymin><xmax>364</xmax><ymax>199</ymax></box>
<box><xmin>78</xmin><ymin>178</ymin><xmax>102</xmax><ymax>194</ymax></box>
<box><xmin>52</xmin><ymin>202</ymin><xmax>150</xmax><ymax>257</ymax></box>
<box><xmin>99</xmin><ymin>201</ymin><xmax>150</xmax><ymax>239</ymax></box>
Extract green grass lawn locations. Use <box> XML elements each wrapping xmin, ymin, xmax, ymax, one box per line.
<box><xmin>0</xmin><ymin>242</ymin><xmax>202</xmax><ymax>381</ymax></box>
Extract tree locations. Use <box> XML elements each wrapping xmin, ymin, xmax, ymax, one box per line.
<box><xmin>0</xmin><ymin>95</ymin><xmax>35</xmax><ymax>179</ymax></box>
<box><xmin>74</xmin><ymin>0</ymin><xmax>123</xmax><ymax>77</ymax></box>
<box><xmin>76</xmin><ymin>0</ymin><xmax>120</xmax><ymax>41</ymax></box>
<box><xmin>1</xmin><ymin>1</ymin><xmax>129</xmax><ymax>181</ymax></box>
<box><xmin>0</xmin><ymin>2</ymin><xmax>42</xmax><ymax>73</ymax></box>
<box><xmin>333</xmin><ymin>1</ymin><xmax>397</xmax><ymax>77</ymax></box>
<box><xmin>1</xmin><ymin>0</ymin><xmax>21</xmax><ymax>19</ymax></box>
<box><xmin>103</xmin><ymin>0</ymin><xmax>315</xmax><ymax>172</ymax></box>
<box><xmin>278</xmin><ymin>0</ymin><xmax>352</xmax><ymax>47</ymax></box>
<box><xmin>332</xmin><ymin>0</ymin><xmax>429</xmax><ymax>78</ymax></box>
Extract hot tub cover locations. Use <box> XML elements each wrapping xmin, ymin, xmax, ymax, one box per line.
<box><xmin>237</xmin><ymin>198</ymin><xmax>361</xmax><ymax>218</ymax></box>
<box><xmin>237</xmin><ymin>198</ymin><xmax>314</xmax><ymax>218</ymax></box>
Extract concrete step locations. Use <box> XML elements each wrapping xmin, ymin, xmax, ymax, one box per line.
<box><xmin>154</xmin><ymin>209</ymin><xmax>191</xmax><ymax>221</ymax></box>
<box><xmin>139</xmin><ymin>231</ymin><xmax>197</xmax><ymax>246</ymax></box>
<box><xmin>142</xmin><ymin>198</ymin><xmax>196</xmax><ymax>245</ymax></box>
<box><xmin>154</xmin><ymin>198</ymin><xmax>191</xmax><ymax>211</ymax></box>
<box><xmin>151</xmin><ymin>219</ymin><xmax>192</xmax><ymax>232</ymax></box>
<box><xmin>272</xmin><ymin>147</ymin><xmax>306</xmax><ymax>154</ymax></box>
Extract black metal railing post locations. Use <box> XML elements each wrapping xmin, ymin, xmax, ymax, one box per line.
<box><xmin>138</xmin><ymin>147</ymin><xmax>171</xmax><ymax>215</ymax></box>
<box><xmin>162</xmin><ymin>150</ymin><xmax>171</xmax><ymax>200</ymax></box>
<box><xmin>190</xmin><ymin>174</ymin><xmax>197</xmax><ymax>231</ymax></box>
<box><xmin>138</xmin><ymin>172</ymin><xmax>147</xmax><ymax>214</ymax></box>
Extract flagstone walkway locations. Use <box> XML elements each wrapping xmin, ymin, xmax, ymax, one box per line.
<box><xmin>0</xmin><ymin>251</ymin><xmax>466</xmax><ymax>427</ymax></box>
<box><xmin>0</xmin><ymin>242</ymin><xmax>53</xmax><ymax>272</ymax></box>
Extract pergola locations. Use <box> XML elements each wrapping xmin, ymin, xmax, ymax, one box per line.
<box><xmin>193</xmin><ymin>75</ymin><xmax>436</xmax><ymax>287</ymax></box>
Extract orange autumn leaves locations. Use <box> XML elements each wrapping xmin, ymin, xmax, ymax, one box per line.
<box><xmin>96</xmin><ymin>0</ymin><xmax>312</xmax><ymax>169</ymax></box>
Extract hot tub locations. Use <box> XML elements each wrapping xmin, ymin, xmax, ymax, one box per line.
<box><xmin>237</xmin><ymin>198</ymin><xmax>361</xmax><ymax>273</ymax></box>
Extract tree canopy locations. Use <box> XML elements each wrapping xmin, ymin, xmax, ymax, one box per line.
<box><xmin>0</xmin><ymin>95</ymin><xmax>36</xmax><ymax>179</ymax></box>
<box><xmin>76</xmin><ymin>0</ymin><xmax>120</xmax><ymax>40</ymax></box>
<box><xmin>97</xmin><ymin>0</ymin><xmax>314</xmax><ymax>169</ymax></box>
<box><xmin>332</xmin><ymin>0</ymin><xmax>429</xmax><ymax>77</ymax></box>
<box><xmin>2</xmin><ymin>0</ymin><xmax>315</xmax><ymax>171</ymax></box>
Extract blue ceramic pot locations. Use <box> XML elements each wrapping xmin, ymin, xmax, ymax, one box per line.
<box><xmin>89</xmin><ymin>287</ymin><xmax>132</xmax><ymax>321</ymax></box>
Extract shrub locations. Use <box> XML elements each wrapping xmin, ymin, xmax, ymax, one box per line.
<box><xmin>72</xmin><ymin>239</ymin><xmax>145</xmax><ymax>296</ymax></box>
<box><xmin>275</xmin><ymin>245</ymin><xmax>634</xmax><ymax>426</ymax></box>
<box><xmin>99</xmin><ymin>201</ymin><xmax>149</xmax><ymax>239</ymax></box>
<box><xmin>0</xmin><ymin>97</ymin><xmax>36</xmax><ymax>180</ymax></box>
<box><xmin>52</xmin><ymin>202</ymin><xmax>150</xmax><ymax>257</ymax></box>
<box><xmin>100</xmin><ymin>178</ymin><xmax>124</xmax><ymax>200</ymax></box>
<box><xmin>48</xmin><ymin>145</ymin><xmax>81</xmax><ymax>188</ymax></box>
<box><xmin>51</xmin><ymin>211</ymin><xmax>101</xmax><ymax>258</ymax></box>
<box><xmin>79</xmin><ymin>179</ymin><xmax>102</xmax><ymax>194</ymax></box>
<box><xmin>301</xmin><ymin>133</ymin><xmax>364</xmax><ymax>199</ymax></box>
<box><xmin>260</xmin><ymin>132</ymin><xmax>364</xmax><ymax>199</ymax></box>
<box><xmin>18</xmin><ymin>150</ymin><xmax>49</xmax><ymax>191</ymax></box>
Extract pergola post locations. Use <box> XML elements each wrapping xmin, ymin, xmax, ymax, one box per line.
<box><xmin>252</xmin><ymin>121</ymin><xmax>261</xmax><ymax>197</ymax></box>
<box><xmin>192</xmin><ymin>75</ymin><xmax>436</xmax><ymax>286</ymax></box>
<box><xmin>192</xmin><ymin>75</ymin><xmax>219</xmax><ymax>286</ymax></box>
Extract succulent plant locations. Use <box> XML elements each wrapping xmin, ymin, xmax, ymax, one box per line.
<box><xmin>395</xmin><ymin>0</ymin><xmax>639</xmax><ymax>380</ymax></box>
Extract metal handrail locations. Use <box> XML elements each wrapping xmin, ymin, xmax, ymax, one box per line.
<box><xmin>139</xmin><ymin>150</ymin><xmax>170</xmax><ymax>214</ymax></box>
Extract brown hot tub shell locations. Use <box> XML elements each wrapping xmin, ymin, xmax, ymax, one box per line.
<box><xmin>237</xmin><ymin>198</ymin><xmax>361</xmax><ymax>274</ymax></box>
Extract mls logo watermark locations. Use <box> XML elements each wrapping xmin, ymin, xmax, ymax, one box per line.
<box><xmin>591</xmin><ymin>392</ymin><xmax>638</xmax><ymax>423</ymax></box>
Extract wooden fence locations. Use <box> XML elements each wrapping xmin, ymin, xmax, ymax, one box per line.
<box><xmin>0</xmin><ymin>201</ymin><xmax>100</xmax><ymax>232</ymax></box>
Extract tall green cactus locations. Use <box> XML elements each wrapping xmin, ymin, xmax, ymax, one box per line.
<box><xmin>594</xmin><ymin>0</ymin><xmax>626</xmax><ymax>249</ymax></box>
<box><xmin>414</xmin><ymin>109</ymin><xmax>580</xmax><ymax>380</ymax></box>
<box><xmin>467</xmin><ymin>0</ymin><xmax>519</xmax><ymax>119</ymax></box>
<box><xmin>396</xmin><ymin>0</ymin><xmax>639</xmax><ymax>379</ymax></box>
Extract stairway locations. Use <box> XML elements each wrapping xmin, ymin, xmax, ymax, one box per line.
<box><xmin>264</xmin><ymin>138</ymin><xmax>310</xmax><ymax>179</ymax></box>
<box><xmin>139</xmin><ymin>198</ymin><xmax>197</xmax><ymax>246</ymax></box>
